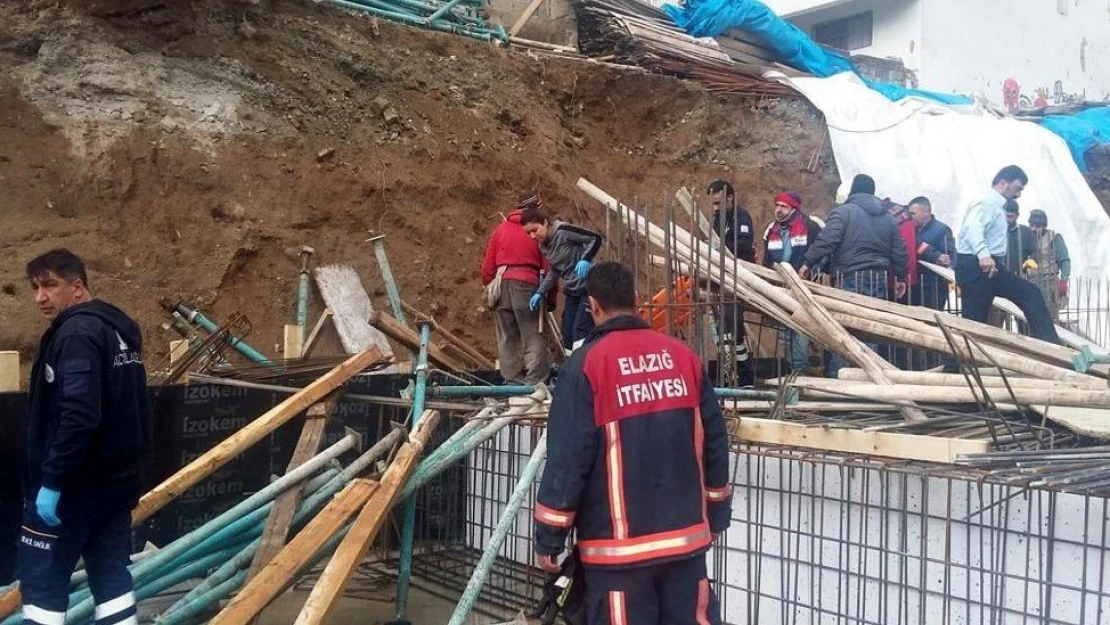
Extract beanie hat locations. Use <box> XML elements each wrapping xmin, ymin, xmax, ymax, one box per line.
<box><xmin>1029</xmin><ymin>209</ymin><xmax>1048</xmax><ymax>226</ymax></box>
<box><xmin>849</xmin><ymin>174</ymin><xmax>876</xmax><ymax>196</ymax></box>
<box><xmin>775</xmin><ymin>192</ymin><xmax>801</xmax><ymax>209</ymax></box>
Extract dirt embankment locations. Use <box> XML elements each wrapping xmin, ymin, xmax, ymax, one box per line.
<box><xmin>0</xmin><ymin>0</ymin><xmax>838</xmax><ymax>373</ymax></box>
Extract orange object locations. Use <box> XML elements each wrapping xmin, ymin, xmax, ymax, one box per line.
<box><xmin>640</xmin><ymin>275</ymin><xmax>695</xmax><ymax>333</ymax></box>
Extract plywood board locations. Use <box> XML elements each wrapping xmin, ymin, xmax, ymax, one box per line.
<box><xmin>314</xmin><ymin>264</ymin><xmax>396</xmax><ymax>365</ymax></box>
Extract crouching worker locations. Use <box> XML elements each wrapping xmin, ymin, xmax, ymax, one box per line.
<box><xmin>520</xmin><ymin>205</ymin><xmax>603</xmax><ymax>355</ymax></box>
<box><xmin>533</xmin><ymin>261</ymin><xmax>732</xmax><ymax>625</ymax></box>
<box><xmin>20</xmin><ymin>249</ymin><xmax>152</xmax><ymax>625</ymax></box>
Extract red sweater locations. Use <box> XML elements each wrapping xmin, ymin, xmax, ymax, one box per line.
<box><xmin>889</xmin><ymin>205</ymin><xmax>919</xmax><ymax>286</ymax></box>
<box><xmin>481</xmin><ymin>210</ymin><xmax>548</xmax><ymax>287</ymax></box>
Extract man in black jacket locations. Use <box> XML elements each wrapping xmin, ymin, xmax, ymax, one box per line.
<box><xmin>534</xmin><ymin>261</ymin><xmax>731</xmax><ymax>625</ymax></box>
<box><xmin>708</xmin><ymin>180</ymin><xmax>755</xmax><ymax>386</ymax></box>
<box><xmin>19</xmin><ymin>249</ymin><xmax>152</xmax><ymax>625</ymax></box>
<box><xmin>799</xmin><ymin>175</ymin><xmax>908</xmax><ymax>375</ymax></box>
<box><xmin>907</xmin><ymin>196</ymin><xmax>955</xmax><ymax>311</ymax></box>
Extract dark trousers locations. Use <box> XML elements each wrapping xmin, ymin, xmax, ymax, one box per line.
<box><xmin>583</xmin><ymin>554</ymin><xmax>721</xmax><ymax>625</ymax></box>
<box><xmin>19</xmin><ymin>487</ymin><xmax>136</xmax><ymax>625</ymax></box>
<box><xmin>719</xmin><ymin>303</ymin><xmax>755</xmax><ymax>387</ymax></box>
<box><xmin>955</xmin><ymin>255</ymin><xmax>1061</xmax><ymax>344</ymax></box>
<box><xmin>562</xmin><ymin>293</ymin><xmax>596</xmax><ymax>353</ymax></box>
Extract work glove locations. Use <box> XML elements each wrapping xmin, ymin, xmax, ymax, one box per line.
<box><xmin>531</xmin><ymin>549</ymin><xmax>586</xmax><ymax>625</ymax></box>
<box><xmin>529</xmin><ymin>293</ymin><xmax>543</xmax><ymax>311</ymax></box>
<box><xmin>36</xmin><ymin>487</ymin><xmax>61</xmax><ymax>527</ymax></box>
<box><xmin>574</xmin><ymin>260</ymin><xmax>591</xmax><ymax>280</ymax></box>
<box><xmin>1059</xmin><ymin>279</ymin><xmax>1069</xmax><ymax>297</ymax></box>
<box><xmin>1022</xmin><ymin>258</ymin><xmax>1039</xmax><ymax>272</ymax></box>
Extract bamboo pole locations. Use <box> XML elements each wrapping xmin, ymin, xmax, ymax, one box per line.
<box><xmin>132</xmin><ymin>348</ymin><xmax>385</xmax><ymax>525</ymax></box>
<box><xmin>835</xmin><ymin>368</ymin><xmax>1106</xmax><ymax>390</ymax></box>
<box><xmin>786</xmin><ymin>378</ymin><xmax>1110</xmax><ymax>408</ymax></box>
<box><xmin>293</xmin><ymin>411</ymin><xmax>443</xmax><ymax>625</ymax></box>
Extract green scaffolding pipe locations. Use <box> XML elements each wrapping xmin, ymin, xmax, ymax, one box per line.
<box><xmin>446</xmin><ymin>434</ymin><xmax>547</xmax><ymax>625</ymax></box>
<box><xmin>370</xmin><ymin>236</ymin><xmax>408</xmax><ymax>327</ymax></box>
<box><xmin>343</xmin><ymin>0</ymin><xmax>486</xmax><ymax>25</ymax></box>
<box><xmin>394</xmin><ymin>322</ymin><xmax>433</xmax><ymax>620</ymax></box>
<box><xmin>425</xmin><ymin>0</ymin><xmax>469</xmax><ymax>24</ymax></box>
<box><xmin>173</xmin><ymin>302</ymin><xmax>274</xmax><ymax>366</ymax></box>
<box><xmin>322</xmin><ymin>0</ymin><xmax>495</xmax><ymax>40</ymax></box>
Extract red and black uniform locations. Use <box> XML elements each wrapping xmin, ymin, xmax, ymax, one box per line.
<box><xmin>535</xmin><ymin>315</ymin><xmax>732</xmax><ymax>625</ymax></box>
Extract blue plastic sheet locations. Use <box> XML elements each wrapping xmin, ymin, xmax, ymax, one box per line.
<box><xmin>663</xmin><ymin>0</ymin><xmax>972</xmax><ymax>105</ymax></box>
<box><xmin>1040</xmin><ymin>107</ymin><xmax>1110</xmax><ymax>172</ymax></box>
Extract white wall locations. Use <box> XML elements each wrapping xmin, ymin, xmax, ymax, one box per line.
<box><xmin>786</xmin><ymin>0</ymin><xmax>922</xmax><ymax>74</ymax></box>
<box><xmin>920</xmin><ymin>0</ymin><xmax>1110</xmax><ymax>108</ymax></box>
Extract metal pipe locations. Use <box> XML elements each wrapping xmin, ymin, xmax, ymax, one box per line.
<box><xmin>171</xmin><ymin>302</ymin><xmax>274</xmax><ymax>365</ymax></box>
<box><xmin>425</xmin><ymin>0</ymin><xmax>468</xmax><ymax>24</ymax></box>
<box><xmin>429</xmin><ymin>384</ymin><xmax>781</xmax><ymax>401</ymax></box>
<box><xmin>369</xmin><ymin>235</ymin><xmax>408</xmax><ymax>327</ymax></box>
<box><xmin>297</xmin><ymin>247</ymin><xmax>315</xmax><ymax>332</ymax></box>
<box><xmin>393</xmin><ymin>322</ymin><xmax>432</xmax><ymax>620</ymax></box>
<box><xmin>446</xmin><ymin>434</ymin><xmax>547</xmax><ymax>625</ymax></box>
<box><xmin>321</xmin><ymin>0</ymin><xmax>495</xmax><ymax>39</ymax></box>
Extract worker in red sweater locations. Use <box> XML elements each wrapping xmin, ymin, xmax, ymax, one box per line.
<box><xmin>481</xmin><ymin>194</ymin><xmax>552</xmax><ymax>384</ymax></box>
<box><xmin>883</xmin><ymin>198</ymin><xmax>918</xmax><ymax>301</ymax></box>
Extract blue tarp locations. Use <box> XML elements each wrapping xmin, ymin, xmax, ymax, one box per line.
<box><xmin>662</xmin><ymin>0</ymin><xmax>973</xmax><ymax>105</ymax></box>
<box><xmin>1040</xmin><ymin>107</ymin><xmax>1110</xmax><ymax>173</ymax></box>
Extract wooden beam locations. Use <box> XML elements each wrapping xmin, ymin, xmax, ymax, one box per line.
<box><xmin>835</xmin><ymin>368</ymin><xmax>1105</xmax><ymax>390</ymax></box>
<box><xmin>400</xmin><ymin>300</ymin><xmax>495</xmax><ymax>369</ymax></box>
<box><xmin>785</xmin><ymin>378</ymin><xmax>1110</xmax><ymax>409</ymax></box>
<box><xmin>0</xmin><ymin>351</ymin><xmax>19</xmax><ymax>392</ymax></box>
<box><xmin>284</xmin><ymin>324</ymin><xmax>304</xmax><ymax>360</ymax></box>
<box><xmin>131</xmin><ymin>347</ymin><xmax>385</xmax><ymax>525</ymax></box>
<box><xmin>302</xmin><ymin>309</ymin><xmax>333</xmax><ymax>359</ymax></box>
<box><xmin>368</xmin><ymin>311</ymin><xmax>468</xmax><ymax>371</ymax></box>
<box><xmin>292</xmin><ymin>411</ymin><xmax>442</xmax><ymax>625</ymax></box>
<box><xmin>508</xmin><ymin>0</ymin><xmax>548</xmax><ymax>37</ymax></box>
<box><xmin>733</xmin><ymin>416</ymin><xmax>991</xmax><ymax>463</ymax></box>
<box><xmin>168</xmin><ymin>340</ymin><xmax>189</xmax><ymax>368</ymax></box>
<box><xmin>246</xmin><ymin>395</ymin><xmax>337</xmax><ymax>581</ymax></box>
<box><xmin>207</xmin><ymin>478</ymin><xmax>382</xmax><ymax>625</ymax></box>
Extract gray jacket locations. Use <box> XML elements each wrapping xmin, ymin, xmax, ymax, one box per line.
<box><xmin>803</xmin><ymin>193</ymin><xmax>908</xmax><ymax>279</ymax></box>
<box><xmin>537</xmin><ymin>221</ymin><xmax>603</xmax><ymax>296</ymax></box>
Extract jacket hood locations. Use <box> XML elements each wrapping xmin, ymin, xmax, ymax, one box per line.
<box><xmin>53</xmin><ymin>300</ymin><xmax>143</xmax><ymax>350</ymax></box>
<box><xmin>507</xmin><ymin>209</ymin><xmax>524</xmax><ymax>224</ymax></box>
<box><xmin>848</xmin><ymin>193</ymin><xmax>885</xmax><ymax>216</ymax></box>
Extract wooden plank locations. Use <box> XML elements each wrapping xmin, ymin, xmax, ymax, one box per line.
<box><xmin>508</xmin><ymin>0</ymin><xmax>549</xmax><ymax>37</ymax></box>
<box><xmin>786</xmin><ymin>378</ymin><xmax>1110</xmax><ymax>409</ymax></box>
<box><xmin>293</xmin><ymin>411</ymin><xmax>443</xmax><ymax>625</ymax></box>
<box><xmin>400</xmin><ymin>300</ymin><xmax>495</xmax><ymax>369</ymax></box>
<box><xmin>168</xmin><ymin>340</ymin><xmax>189</xmax><ymax>368</ymax></box>
<box><xmin>733</xmin><ymin>416</ymin><xmax>991</xmax><ymax>463</ymax></box>
<box><xmin>284</xmin><ymin>324</ymin><xmax>304</xmax><ymax>360</ymax></box>
<box><xmin>314</xmin><ymin>264</ymin><xmax>395</xmax><ymax>364</ymax></box>
<box><xmin>0</xmin><ymin>351</ymin><xmax>19</xmax><ymax>392</ymax></box>
<box><xmin>302</xmin><ymin>309</ymin><xmax>333</xmax><ymax>359</ymax></box>
<box><xmin>835</xmin><ymin>368</ymin><xmax>1105</xmax><ymax>390</ymax></box>
<box><xmin>369</xmin><ymin>310</ymin><xmax>469</xmax><ymax>371</ymax></box>
<box><xmin>207</xmin><ymin>478</ymin><xmax>381</xmax><ymax>625</ymax></box>
<box><xmin>131</xmin><ymin>348</ymin><xmax>385</xmax><ymax>525</ymax></box>
<box><xmin>246</xmin><ymin>395</ymin><xmax>337</xmax><ymax>581</ymax></box>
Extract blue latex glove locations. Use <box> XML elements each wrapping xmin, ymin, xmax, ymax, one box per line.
<box><xmin>574</xmin><ymin>260</ymin><xmax>591</xmax><ymax>280</ymax></box>
<box><xmin>36</xmin><ymin>487</ymin><xmax>61</xmax><ymax>527</ymax></box>
<box><xmin>528</xmin><ymin>293</ymin><xmax>543</xmax><ymax>311</ymax></box>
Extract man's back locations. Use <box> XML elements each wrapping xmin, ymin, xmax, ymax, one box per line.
<box><xmin>804</xmin><ymin>193</ymin><xmax>907</xmax><ymax>279</ymax></box>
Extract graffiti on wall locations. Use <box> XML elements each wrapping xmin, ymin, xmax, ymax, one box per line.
<box><xmin>1003</xmin><ymin>78</ymin><xmax>1087</xmax><ymax>112</ymax></box>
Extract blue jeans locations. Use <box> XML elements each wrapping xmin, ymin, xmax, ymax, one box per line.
<box><xmin>778</xmin><ymin>328</ymin><xmax>810</xmax><ymax>373</ymax></box>
<box><xmin>829</xmin><ymin>272</ymin><xmax>888</xmax><ymax>377</ymax></box>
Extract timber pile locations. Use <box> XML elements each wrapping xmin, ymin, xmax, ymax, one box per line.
<box><xmin>573</xmin><ymin>0</ymin><xmax>798</xmax><ymax>96</ymax></box>
<box><xmin>576</xmin><ymin>177</ymin><xmax>1110</xmax><ymax>439</ymax></box>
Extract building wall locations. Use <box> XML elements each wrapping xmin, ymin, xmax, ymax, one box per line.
<box><xmin>780</xmin><ymin>0</ymin><xmax>923</xmax><ymax>75</ymax></box>
<box><xmin>920</xmin><ymin>0</ymin><xmax>1110</xmax><ymax>109</ymax></box>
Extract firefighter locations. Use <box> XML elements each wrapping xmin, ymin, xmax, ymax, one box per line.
<box><xmin>20</xmin><ymin>249</ymin><xmax>152</xmax><ymax>625</ymax></box>
<box><xmin>533</xmin><ymin>261</ymin><xmax>732</xmax><ymax>625</ymax></box>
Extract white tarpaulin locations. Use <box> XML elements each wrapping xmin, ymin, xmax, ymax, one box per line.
<box><xmin>774</xmin><ymin>71</ymin><xmax>1110</xmax><ymax>280</ymax></box>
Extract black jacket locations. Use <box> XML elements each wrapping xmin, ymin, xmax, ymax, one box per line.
<box><xmin>1005</xmin><ymin>224</ymin><xmax>1038</xmax><ymax>274</ymax></box>
<box><xmin>26</xmin><ymin>300</ymin><xmax>152</xmax><ymax>499</ymax></box>
<box><xmin>534</xmin><ymin>315</ymin><xmax>731</xmax><ymax>569</ymax></box>
<box><xmin>803</xmin><ymin>193</ymin><xmax>908</xmax><ymax>279</ymax></box>
<box><xmin>916</xmin><ymin>217</ymin><xmax>955</xmax><ymax>284</ymax></box>
<box><xmin>712</xmin><ymin>205</ymin><xmax>756</xmax><ymax>262</ymax></box>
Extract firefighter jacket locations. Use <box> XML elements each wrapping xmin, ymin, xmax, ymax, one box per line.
<box><xmin>762</xmin><ymin>209</ymin><xmax>822</xmax><ymax>270</ymax></box>
<box><xmin>534</xmin><ymin>315</ymin><xmax>733</xmax><ymax>569</ymax></box>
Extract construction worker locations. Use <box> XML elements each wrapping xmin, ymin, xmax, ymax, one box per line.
<box><xmin>708</xmin><ymin>179</ymin><xmax>755</xmax><ymax>387</ymax></box>
<box><xmin>907</xmin><ymin>196</ymin><xmax>955</xmax><ymax>311</ymax></box>
<box><xmin>1003</xmin><ymin>199</ymin><xmax>1038</xmax><ymax>275</ymax></box>
<box><xmin>481</xmin><ymin>194</ymin><xmax>552</xmax><ymax>384</ymax></box>
<box><xmin>762</xmin><ymin>191</ymin><xmax>821</xmax><ymax>373</ymax></box>
<box><xmin>20</xmin><ymin>249</ymin><xmax>152</xmax><ymax>625</ymax></box>
<box><xmin>883</xmin><ymin>198</ymin><xmax>918</xmax><ymax>301</ymax></box>
<box><xmin>953</xmin><ymin>166</ymin><xmax>1061</xmax><ymax>346</ymax></box>
<box><xmin>1027</xmin><ymin>209</ymin><xmax>1072</xmax><ymax>321</ymax></box>
<box><xmin>533</xmin><ymin>261</ymin><xmax>732</xmax><ymax>625</ymax></box>
<box><xmin>519</xmin><ymin>205</ymin><xmax>604</xmax><ymax>354</ymax></box>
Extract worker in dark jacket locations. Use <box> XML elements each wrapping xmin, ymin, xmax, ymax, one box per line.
<box><xmin>481</xmin><ymin>194</ymin><xmax>552</xmax><ymax>384</ymax></box>
<box><xmin>800</xmin><ymin>174</ymin><xmax>908</xmax><ymax>376</ymax></box>
<box><xmin>907</xmin><ymin>196</ymin><xmax>955</xmax><ymax>311</ymax></box>
<box><xmin>762</xmin><ymin>192</ymin><xmax>821</xmax><ymax>373</ymax></box>
<box><xmin>20</xmin><ymin>249</ymin><xmax>153</xmax><ymax>625</ymax></box>
<box><xmin>1004</xmin><ymin>200</ymin><xmax>1038</xmax><ymax>275</ymax></box>
<box><xmin>708</xmin><ymin>180</ymin><xmax>755</xmax><ymax>387</ymax></box>
<box><xmin>534</xmin><ymin>261</ymin><xmax>731</xmax><ymax>625</ymax></box>
<box><xmin>521</xmin><ymin>206</ymin><xmax>604</xmax><ymax>354</ymax></box>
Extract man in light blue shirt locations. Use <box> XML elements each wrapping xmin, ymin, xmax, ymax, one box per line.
<box><xmin>953</xmin><ymin>165</ymin><xmax>1060</xmax><ymax>346</ymax></box>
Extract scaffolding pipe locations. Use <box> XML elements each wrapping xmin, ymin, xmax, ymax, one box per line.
<box><xmin>445</xmin><ymin>434</ymin><xmax>547</xmax><ymax>625</ymax></box>
<box><xmin>171</xmin><ymin>302</ymin><xmax>274</xmax><ymax>365</ymax></box>
<box><xmin>394</xmin><ymin>322</ymin><xmax>433</xmax><ymax>620</ymax></box>
<box><xmin>370</xmin><ymin>235</ymin><xmax>408</xmax><ymax>327</ymax></box>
